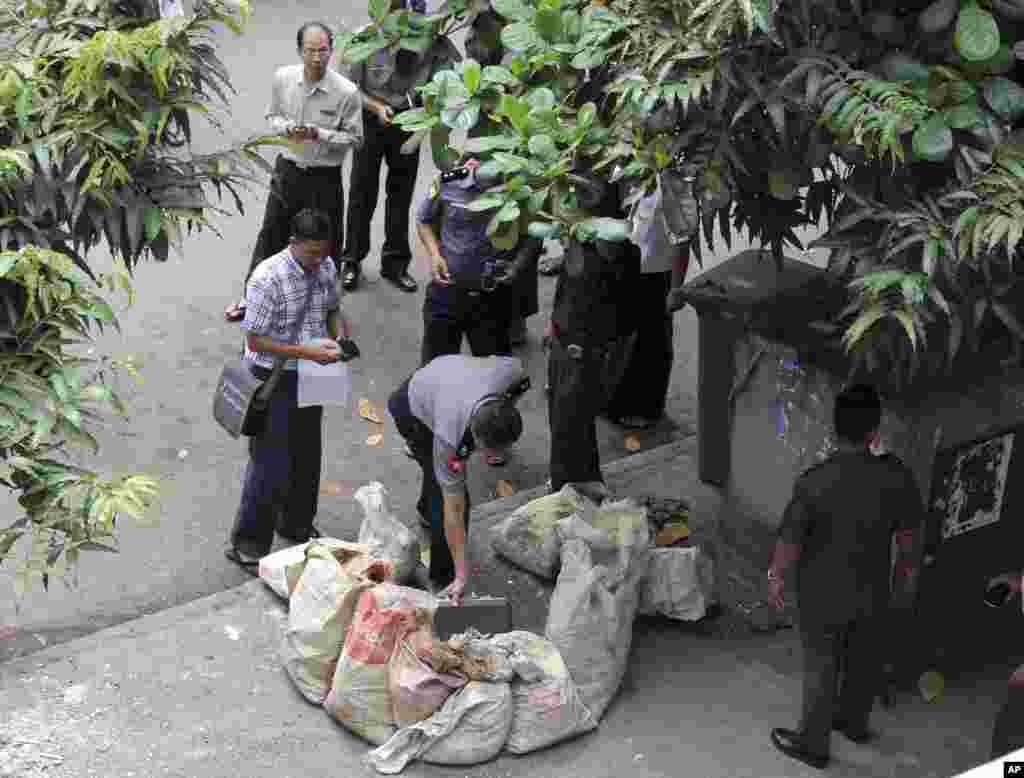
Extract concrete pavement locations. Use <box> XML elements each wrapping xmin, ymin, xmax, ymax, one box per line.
<box><xmin>0</xmin><ymin>436</ymin><xmax>1009</xmax><ymax>778</ymax></box>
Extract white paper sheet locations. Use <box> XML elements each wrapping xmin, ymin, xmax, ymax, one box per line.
<box><xmin>297</xmin><ymin>340</ymin><xmax>350</xmax><ymax>408</ymax></box>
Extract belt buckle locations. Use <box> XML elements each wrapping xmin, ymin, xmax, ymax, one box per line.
<box><xmin>567</xmin><ymin>344</ymin><xmax>583</xmax><ymax>359</ymax></box>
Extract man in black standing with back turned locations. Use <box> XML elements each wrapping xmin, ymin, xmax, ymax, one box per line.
<box><xmin>768</xmin><ymin>383</ymin><xmax>923</xmax><ymax>769</ymax></box>
<box><xmin>337</xmin><ymin>0</ymin><xmax>459</xmax><ymax>294</ymax></box>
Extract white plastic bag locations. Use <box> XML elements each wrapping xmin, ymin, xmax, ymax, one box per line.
<box><xmin>297</xmin><ymin>338</ymin><xmax>351</xmax><ymax>408</ymax></box>
<box><xmin>258</xmin><ymin>538</ymin><xmax>369</xmax><ymax>600</ymax></box>
<box><xmin>544</xmin><ymin>500</ymin><xmax>650</xmax><ymax>722</ymax></box>
<box><xmin>281</xmin><ymin>544</ymin><xmax>383</xmax><ymax>704</ymax></box>
<box><xmin>356</xmin><ymin>482</ymin><xmax>419</xmax><ymax>584</ymax></box>
<box><xmin>490</xmin><ymin>486</ymin><xmax>584</xmax><ymax>580</ymax></box>
<box><xmin>638</xmin><ymin>546</ymin><xmax>715</xmax><ymax>621</ymax></box>
<box><xmin>364</xmin><ymin>682</ymin><xmax>513</xmax><ymax>774</ymax></box>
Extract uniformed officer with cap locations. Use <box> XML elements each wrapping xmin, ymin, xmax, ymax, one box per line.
<box><xmin>767</xmin><ymin>383</ymin><xmax>923</xmax><ymax>769</ymax></box>
<box><xmin>414</xmin><ymin>158</ymin><xmax>542</xmax><ymax>368</ymax></box>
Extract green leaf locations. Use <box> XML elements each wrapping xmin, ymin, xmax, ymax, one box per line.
<box><xmin>143</xmin><ymin>206</ymin><xmax>162</xmax><ymax>242</ymax></box>
<box><xmin>462</xmin><ymin>60</ymin><xmax>482</xmax><ymax>96</ymax></box>
<box><xmin>490</xmin><ymin>0</ymin><xmax>533</xmax><ymax>21</ymax></box>
<box><xmin>574</xmin><ymin>217</ymin><xmax>629</xmax><ymax>242</ymax></box>
<box><xmin>527</xmin><ymin>221</ymin><xmax>559</xmax><ymax>239</ymax></box>
<box><xmin>481</xmin><ymin>66</ymin><xmax>519</xmax><ymax>86</ymax></box>
<box><xmin>942</xmin><ymin>102</ymin><xmax>986</xmax><ymax>129</ymax></box>
<box><xmin>502</xmin><ymin>21</ymin><xmax>544</xmax><ymax>52</ymax></box>
<box><xmin>981</xmin><ymin>77</ymin><xmax>1024</xmax><ymax>123</ymax></box>
<box><xmin>368</xmin><ymin>0</ymin><xmax>389</xmax><ymax>22</ymax></box>
<box><xmin>465</xmin><ymin>195</ymin><xmax>506</xmax><ymax>212</ymax></box>
<box><xmin>526</xmin><ymin>87</ymin><xmax>557</xmax><ymax>110</ymax></box>
<box><xmin>528</xmin><ymin>134</ymin><xmax>559</xmax><ymax>162</ymax></box>
<box><xmin>398</xmin><ymin>34</ymin><xmax>433</xmax><ymax>55</ymax></box>
<box><xmin>441</xmin><ymin>100</ymin><xmax>481</xmax><ymax>131</ymax></box>
<box><xmin>0</xmin><ymin>252</ymin><xmax>17</xmax><ymax>277</ymax></box>
<box><xmin>912</xmin><ymin>114</ymin><xmax>954</xmax><ymax>162</ymax></box>
<box><xmin>463</xmin><ymin>135</ymin><xmax>522</xmax><ymax>154</ymax></box>
<box><xmin>430</xmin><ymin>126</ymin><xmax>456</xmax><ymax>170</ymax></box>
<box><xmin>571</xmin><ymin>48</ymin><xmax>607</xmax><ymax>70</ymax></box>
<box><xmin>535</xmin><ymin>7</ymin><xmax>563</xmax><ymax>41</ymax></box>
<box><xmin>342</xmin><ymin>39</ymin><xmax>389</xmax><ymax>64</ymax></box>
<box><xmin>955</xmin><ymin>5</ymin><xmax>1001</xmax><ymax>63</ymax></box>
<box><xmin>497</xmin><ymin>94</ymin><xmax>531</xmax><ymax>134</ymax></box>
<box><xmin>495</xmin><ymin>201</ymin><xmax>521</xmax><ymax>225</ymax></box>
<box><xmin>577</xmin><ymin>102</ymin><xmax>597</xmax><ymax>128</ymax></box>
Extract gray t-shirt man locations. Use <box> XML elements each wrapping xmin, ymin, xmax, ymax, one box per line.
<box><xmin>408</xmin><ymin>354</ymin><xmax>526</xmax><ymax>492</ymax></box>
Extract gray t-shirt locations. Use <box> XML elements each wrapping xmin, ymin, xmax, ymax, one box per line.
<box><xmin>408</xmin><ymin>355</ymin><xmax>526</xmax><ymax>493</ymax></box>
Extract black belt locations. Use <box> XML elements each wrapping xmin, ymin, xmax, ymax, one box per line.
<box><xmin>280</xmin><ymin>158</ymin><xmax>340</xmax><ymax>174</ymax></box>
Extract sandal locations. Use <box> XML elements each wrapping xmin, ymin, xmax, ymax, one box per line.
<box><xmin>224</xmin><ymin>300</ymin><xmax>246</xmax><ymax>323</ymax></box>
<box><xmin>224</xmin><ymin>546</ymin><xmax>260</xmax><ymax>572</ymax></box>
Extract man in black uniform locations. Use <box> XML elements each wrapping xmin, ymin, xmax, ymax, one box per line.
<box><xmin>547</xmin><ymin>174</ymin><xmax>641</xmax><ymax>495</ymax></box>
<box><xmin>768</xmin><ymin>383</ymin><xmax>923</xmax><ymax>769</ymax></box>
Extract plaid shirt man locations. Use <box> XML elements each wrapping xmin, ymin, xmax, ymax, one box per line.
<box><xmin>242</xmin><ymin>247</ymin><xmax>340</xmax><ymax>370</ymax></box>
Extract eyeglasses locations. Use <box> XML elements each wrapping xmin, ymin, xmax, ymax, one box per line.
<box><xmin>303</xmin><ymin>47</ymin><xmax>331</xmax><ymax>56</ymax></box>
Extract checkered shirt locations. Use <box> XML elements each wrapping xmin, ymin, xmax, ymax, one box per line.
<box><xmin>242</xmin><ymin>248</ymin><xmax>340</xmax><ymax>370</ymax></box>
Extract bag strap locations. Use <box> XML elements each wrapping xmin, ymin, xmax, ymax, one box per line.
<box><xmin>254</xmin><ymin>274</ymin><xmax>317</xmax><ymax>404</ymax></box>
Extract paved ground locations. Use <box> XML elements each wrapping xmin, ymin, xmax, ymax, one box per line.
<box><xmin>0</xmin><ymin>437</ymin><xmax>1011</xmax><ymax>778</ymax></box>
<box><xmin>0</xmin><ymin>0</ymin><xmax>835</xmax><ymax>661</ymax></box>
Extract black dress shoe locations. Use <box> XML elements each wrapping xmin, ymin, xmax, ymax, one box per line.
<box><xmin>833</xmin><ymin>719</ymin><xmax>873</xmax><ymax>744</ymax></box>
<box><xmin>381</xmin><ymin>270</ymin><xmax>418</xmax><ymax>293</ymax></box>
<box><xmin>770</xmin><ymin>728</ymin><xmax>829</xmax><ymax>769</ymax></box>
<box><xmin>342</xmin><ymin>262</ymin><xmax>360</xmax><ymax>291</ymax></box>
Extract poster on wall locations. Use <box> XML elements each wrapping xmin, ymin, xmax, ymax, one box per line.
<box><xmin>933</xmin><ymin>432</ymin><xmax>1015</xmax><ymax>540</ymax></box>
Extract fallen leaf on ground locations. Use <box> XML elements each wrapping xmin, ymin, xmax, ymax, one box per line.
<box><xmin>320</xmin><ymin>479</ymin><xmax>355</xmax><ymax>498</ymax></box>
<box><xmin>624</xmin><ymin>434</ymin><xmax>641</xmax><ymax>452</ymax></box>
<box><xmin>0</xmin><ymin>625</ymin><xmax>16</xmax><ymax>640</ymax></box>
<box><xmin>358</xmin><ymin>398</ymin><xmax>383</xmax><ymax>424</ymax></box>
<box><xmin>655</xmin><ymin>523</ymin><xmax>690</xmax><ymax>547</ymax></box>
<box><xmin>496</xmin><ymin>480</ymin><xmax>515</xmax><ymax>498</ymax></box>
<box><xmin>366</xmin><ymin>433</ymin><xmax>383</xmax><ymax>446</ymax></box>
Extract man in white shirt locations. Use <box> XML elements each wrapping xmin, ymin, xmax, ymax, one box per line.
<box><xmin>225</xmin><ymin>22</ymin><xmax>362</xmax><ymax>321</ymax></box>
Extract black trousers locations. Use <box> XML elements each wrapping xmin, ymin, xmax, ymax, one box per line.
<box><xmin>247</xmin><ymin>156</ymin><xmax>343</xmax><ymax>280</ymax></box>
<box><xmin>342</xmin><ymin>110</ymin><xmax>419</xmax><ymax>277</ymax></box>
<box><xmin>420</xmin><ymin>283</ymin><xmax>515</xmax><ymax>366</ymax></box>
<box><xmin>606</xmin><ymin>271</ymin><xmax>673</xmax><ymax>422</ymax></box>
<box><xmin>798</xmin><ymin>616</ymin><xmax>884</xmax><ymax>756</ymax></box>
<box><xmin>229</xmin><ymin>368</ymin><xmax>323</xmax><ymax>558</ymax></box>
<box><xmin>548</xmin><ymin>337</ymin><xmax>606</xmax><ymax>491</ymax></box>
<box><xmin>992</xmin><ymin>670</ymin><xmax>1024</xmax><ymax>759</ymax></box>
<box><xmin>387</xmin><ymin>378</ymin><xmax>470</xmax><ymax>587</ymax></box>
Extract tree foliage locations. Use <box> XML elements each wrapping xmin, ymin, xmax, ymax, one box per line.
<box><xmin>342</xmin><ymin>0</ymin><xmax>1024</xmax><ymax>390</ymax></box>
<box><xmin>0</xmin><ymin>0</ymin><xmax>267</xmax><ymax>600</ymax></box>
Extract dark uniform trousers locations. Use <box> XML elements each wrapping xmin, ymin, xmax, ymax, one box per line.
<box><xmin>605</xmin><ymin>270</ymin><xmax>674</xmax><ymax>423</ymax></box>
<box><xmin>798</xmin><ymin>615</ymin><xmax>885</xmax><ymax>756</ymax></box>
<box><xmin>387</xmin><ymin>377</ymin><xmax>470</xmax><ymax>587</ymax></box>
<box><xmin>992</xmin><ymin>668</ymin><xmax>1024</xmax><ymax>759</ymax></box>
<box><xmin>230</xmin><ymin>367</ymin><xmax>323</xmax><ymax>558</ymax></box>
<box><xmin>247</xmin><ymin>156</ymin><xmax>344</xmax><ymax>279</ymax></box>
<box><xmin>420</xmin><ymin>282</ymin><xmax>514</xmax><ymax>366</ymax></box>
<box><xmin>343</xmin><ymin>110</ymin><xmax>419</xmax><ymax>278</ymax></box>
<box><xmin>547</xmin><ymin>336</ymin><xmax>606</xmax><ymax>490</ymax></box>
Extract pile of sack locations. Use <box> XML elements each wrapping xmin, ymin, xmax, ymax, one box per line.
<box><xmin>492</xmin><ymin>485</ymin><xmax>716</xmax><ymax>622</ymax></box>
<box><xmin>258</xmin><ymin>481</ymin><xmax>703</xmax><ymax>774</ymax></box>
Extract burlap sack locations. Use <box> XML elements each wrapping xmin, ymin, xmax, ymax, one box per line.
<box><xmin>280</xmin><ymin>543</ymin><xmax>387</xmax><ymax>704</ymax></box>
<box><xmin>258</xmin><ymin>538</ymin><xmax>370</xmax><ymax>599</ymax></box>
<box><xmin>490</xmin><ymin>486</ymin><xmax>584</xmax><ymax>579</ymax></box>
<box><xmin>544</xmin><ymin>500</ymin><xmax>650</xmax><ymax>722</ymax></box>
<box><xmin>388</xmin><ymin>615</ymin><xmax>466</xmax><ymax>729</ymax></box>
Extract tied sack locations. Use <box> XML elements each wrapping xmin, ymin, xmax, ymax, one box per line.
<box><xmin>365</xmin><ymin>682</ymin><xmax>513</xmax><ymax>774</ymax></box>
<box><xmin>498</xmin><ymin>631</ymin><xmax>597</xmax><ymax>754</ymax></box>
<box><xmin>638</xmin><ymin>545</ymin><xmax>715</xmax><ymax>622</ymax></box>
<box><xmin>325</xmin><ymin>585</ymin><xmax>438</xmax><ymax>745</ymax></box>
<box><xmin>259</xmin><ymin>538</ymin><xmax>371</xmax><ymax>600</ymax></box>
<box><xmin>281</xmin><ymin>543</ymin><xmax>388</xmax><ymax>704</ymax></box>
<box><xmin>389</xmin><ymin>613</ymin><xmax>467</xmax><ymax>729</ymax></box>
<box><xmin>544</xmin><ymin>500</ymin><xmax>650</xmax><ymax>722</ymax></box>
<box><xmin>490</xmin><ymin>486</ymin><xmax>584</xmax><ymax>580</ymax></box>
<box><xmin>356</xmin><ymin>482</ymin><xmax>419</xmax><ymax>584</ymax></box>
